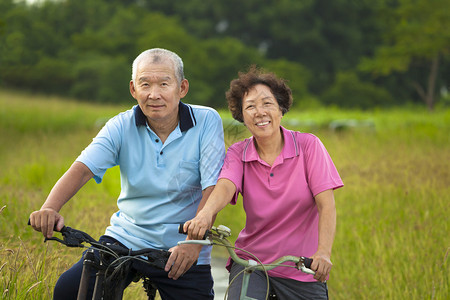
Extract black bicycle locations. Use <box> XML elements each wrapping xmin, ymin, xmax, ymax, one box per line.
<box><xmin>30</xmin><ymin>222</ymin><xmax>171</xmax><ymax>300</ymax></box>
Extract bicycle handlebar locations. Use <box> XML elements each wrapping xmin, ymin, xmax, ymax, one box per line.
<box><xmin>28</xmin><ymin>220</ymin><xmax>171</xmax><ymax>270</ymax></box>
<box><xmin>177</xmin><ymin>223</ymin><xmax>315</xmax><ymax>275</ymax></box>
<box><xmin>178</xmin><ymin>223</ymin><xmax>210</xmax><ymax>240</ymax></box>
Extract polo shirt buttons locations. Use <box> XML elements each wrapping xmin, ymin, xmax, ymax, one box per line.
<box><xmin>155</xmin><ymin>139</ymin><xmax>159</xmax><ymax>143</ymax></box>
<box><xmin>270</xmin><ymin>173</ymin><xmax>274</xmax><ymax>177</ymax></box>
<box><xmin>160</xmin><ymin>151</ymin><xmax>163</xmax><ymax>155</ymax></box>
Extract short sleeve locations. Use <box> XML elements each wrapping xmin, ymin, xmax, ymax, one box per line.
<box><xmin>198</xmin><ymin>109</ymin><xmax>226</xmax><ymax>189</ymax></box>
<box><xmin>76</xmin><ymin>117</ymin><xmax>122</xmax><ymax>183</ymax></box>
<box><xmin>300</xmin><ymin>134</ymin><xmax>343</xmax><ymax>197</ymax></box>
<box><xmin>218</xmin><ymin>142</ymin><xmax>245</xmax><ymax>205</ymax></box>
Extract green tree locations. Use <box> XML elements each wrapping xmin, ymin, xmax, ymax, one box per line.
<box><xmin>359</xmin><ymin>0</ymin><xmax>450</xmax><ymax>111</ymax></box>
<box><xmin>322</xmin><ymin>71</ymin><xmax>394</xmax><ymax>109</ymax></box>
<box><xmin>0</xmin><ymin>0</ymin><xmax>314</xmax><ymax>108</ymax></box>
<box><xmin>262</xmin><ymin>58</ymin><xmax>311</xmax><ymax>107</ymax></box>
<box><xmin>145</xmin><ymin>0</ymin><xmax>383</xmax><ymax>97</ymax></box>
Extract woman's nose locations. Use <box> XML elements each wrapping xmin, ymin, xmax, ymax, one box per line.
<box><xmin>254</xmin><ymin>104</ymin><xmax>267</xmax><ymax>116</ymax></box>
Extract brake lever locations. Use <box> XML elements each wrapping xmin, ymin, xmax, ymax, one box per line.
<box><xmin>44</xmin><ymin>236</ymin><xmax>67</xmax><ymax>244</ymax></box>
<box><xmin>44</xmin><ymin>226</ymin><xmax>96</xmax><ymax>248</ymax></box>
<box><xmin>43</xmin><ymin>226</ymin><xmax>86</xmax><ymax>247</ymax></box>
<box><xmin>296</xmin><ymin>257</ymin><xmax>315</xmax><ymax>275</ymax></box>
<box><xmin>28</xmin><ymin>219</ymin><xmax>96</xmax><ymax>248</ymax></box>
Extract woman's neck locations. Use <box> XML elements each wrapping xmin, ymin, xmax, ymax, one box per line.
<box><xmin>254</xmin><ymin>129</ymin><xmax>284</xmax><ymax>166</ymax></box>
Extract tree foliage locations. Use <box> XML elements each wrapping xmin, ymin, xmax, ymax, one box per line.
<box><xmin>0</xmin><ymin>0</ymin><xmax>448</xmax><ymax>109</ymax></box>
<box><xmin>0</xmin><ymin>0</ymin><xmax>312</xmax><ymax>107</ymax></box>
<box><xmin>359</xmin><ymin>0</ymin><xmax>450</xmax><ymax>110</ymax></box>
<box><xmin>322</xmin><ymin>71</ymin><xmax>394</xmax><ymax>109</ymax></box>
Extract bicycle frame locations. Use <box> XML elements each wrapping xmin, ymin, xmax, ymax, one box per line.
<box><xmin>78</xmin><ymin>248</ymin><xmax>128</xmax><ymax>300</ymax></box>
<box><xmin>29</xmin><ymin>222</ymin><xmax>169</xmax><ymax>300</ymax></box>
<box><xmin>77</xmin><ymin>247</ymin><xmax>159</xmax><ymax>300</ymax></box>
<box><xmin>179</xmin><ymin>225</ymin><xmax>315</xmax><ymax>300</ymax></box>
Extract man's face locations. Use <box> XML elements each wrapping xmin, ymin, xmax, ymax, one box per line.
<box><xmin>130</xmin><ymin>59</ymin><xmax>188</xmax><ymax>127</ymax></box>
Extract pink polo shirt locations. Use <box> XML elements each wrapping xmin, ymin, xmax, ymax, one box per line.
<box><xmin>219</xmin><ymin>126</ymin><xmax>343</xmax><ymax>282</ymax></box>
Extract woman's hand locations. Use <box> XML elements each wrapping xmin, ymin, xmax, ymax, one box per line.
<box><xmin>183</xmin><ymin>210</ymin><xmax>214</xmax><ymax>240</ymax></box>
<box><xmin>310</xmin><ymin>250</ymin><xmax>333</xmax><ymax>282</ymax></box>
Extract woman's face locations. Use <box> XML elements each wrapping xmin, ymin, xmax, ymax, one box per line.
<box><xmin>242</xmin><ymin>84</ymin><xmax>283</xmax><ymax>140</ymax></box>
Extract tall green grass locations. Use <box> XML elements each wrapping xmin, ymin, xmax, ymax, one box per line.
<box><xmin>0</xmin><ymin>89</ymin><xmax>448</xmax><ymax>299</ymax></box>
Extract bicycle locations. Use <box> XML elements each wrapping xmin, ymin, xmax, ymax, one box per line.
<box><xmin>29</xmin><ymin>221</ymin><xmax>171</xmax><ymax>300</ymax></box>
<box><xmin>178</xmin><ymin>224</ymin><xmax>315</xmax><ymax>300</ymax></box>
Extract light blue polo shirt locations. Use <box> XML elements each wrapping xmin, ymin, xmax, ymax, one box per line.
<box><xmin>76</xmin><ymin>102</ymin><xmax>225</xmax><ymax>264</ymax></box>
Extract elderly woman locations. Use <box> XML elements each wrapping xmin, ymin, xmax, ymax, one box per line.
<box><xmin>185</xmin><ymin>67</ymin><xmax>343</xmax><ymax>299</ymax></box>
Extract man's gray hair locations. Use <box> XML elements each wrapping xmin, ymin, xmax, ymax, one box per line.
<box><xmin>131</xmin><ymin>48</ymin><xmax>184</xmax><ymax>84</ymax></box>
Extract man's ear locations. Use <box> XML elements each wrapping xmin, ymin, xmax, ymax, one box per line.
<box><xmin>129</xmin><ymin>80</ymin><xmax>137</xmax><ymax>99</ymax></box>
<box><xmin>179</xmin><ymin>79</ymin><xmax>189</xmax><ymax>99</ymax></box>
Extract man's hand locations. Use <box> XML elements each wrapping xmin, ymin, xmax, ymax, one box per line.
<box><xmin>29</xmin><ymin>208</ymin><xmax>64</xmax><ymax>239</ymax></box>
<box><xmin>310</xmin><ymin>250</ymin><xmax>333</xmax><ymax>282</ymax></box>
<box><xmin>165</xmin><ymin>244</ymin><xmax>202</xmax><ymax>280</ymax></box>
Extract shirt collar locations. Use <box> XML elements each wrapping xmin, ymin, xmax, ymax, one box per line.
<box><xmin>134</xmin><ymin>101</ymin><xmax>197</xmax><ymax>132</ymax></box>
<box><xmin>242</xmin><ymin>126</ymin><xmax>299</xmax><ymax>162</ymax></box>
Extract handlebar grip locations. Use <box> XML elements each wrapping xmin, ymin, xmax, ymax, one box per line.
<box><xmin>27</xmin><ymin>218</ymin><xmax>66</xmax><ymax>232</ymax></box>
<box><xmin>178</xmin><ymin>223</ymin><xmax>187</xmax><ymax>234</ymax></box>
<box><xmin>304</xmin><ymin>257</ymin><xmax>313</xmax><ymax>269</ymax></box>
<box><xmin>178</xmin><ymin>223</ymin><xmax>209</xmax><ymax>240</ymax></box>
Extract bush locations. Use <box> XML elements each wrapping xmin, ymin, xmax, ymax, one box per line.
<box><xmin>262</xmin><ymin>58</ymin><xmax>312</xmax><ymax>109</ymax></box>
<box><xmin>321</xmin><ymin>71</ymin><xmax>394</xmax><ymax>109</ymax></box>
<box><xmin>70</xmin><ymin>55</ymin><xmax>131</xmax><ymax>103</ymax></box>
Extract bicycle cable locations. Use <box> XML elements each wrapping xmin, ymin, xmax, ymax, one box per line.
<box><xmin>215</xmin><ymin>243</ymin><xmax>271</xmax><ymax>300</ymax></box>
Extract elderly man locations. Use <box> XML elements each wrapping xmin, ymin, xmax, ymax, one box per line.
<box><xmin>29</xmin><ymin>48</ymin><xmax>225</xmax><ymax>299</ymax></box>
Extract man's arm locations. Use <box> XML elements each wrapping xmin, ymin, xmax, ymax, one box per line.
<box><xmin>165</xmin><ymin>185</ymin><xmax>216</xmax><ymax>280</ymax></box>
<box><xmin>311</xmin><ymin>189</ymin><xmax>336</xmax><ymax>282</ymax></box>
<box><xmin>29</xmin><ymin>161</ymin><xmax>94</xmax><ymax>238</ymax></box>
<box><xmin>165</xmin><ymin>109</ymin><xmax>226</xmax><ymax>280</ymax></box>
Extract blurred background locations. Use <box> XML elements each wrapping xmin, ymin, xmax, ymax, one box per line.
<box><xmin>1</xmin><ymin>0</ymin><xmax>449</xmax><ymax>110</ymax></box>
<box><xmin>1</xmin><ymin>0</ymin><xmax>449</xmax><ymax>299</ymax></box>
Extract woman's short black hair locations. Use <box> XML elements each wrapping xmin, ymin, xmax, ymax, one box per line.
<box><xmin>225</xmin><ymin>65</ymin><xmax>293</xmax><ymax>123</ymax></box>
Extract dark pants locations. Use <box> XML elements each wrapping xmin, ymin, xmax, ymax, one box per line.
<box><xmin>228</xmin><ymin>262</ymin><xmax>328</xmax><ymax>300</ymax></box>
<box><xmin>53</xmin><ymin>236</ymin><xmax>214</xmax><ymax>300</ymax></box>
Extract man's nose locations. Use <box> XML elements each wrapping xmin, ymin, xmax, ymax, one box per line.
<box><xmin>148</xmin><ymin>86</ymin><xmax>161</xmax><ymax>99</ymax></box>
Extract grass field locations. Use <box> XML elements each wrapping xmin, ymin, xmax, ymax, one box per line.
<box><xmin>0</xmin><ymin>89</ymin><xmax>448</xmax><ymax>299</ymax></box>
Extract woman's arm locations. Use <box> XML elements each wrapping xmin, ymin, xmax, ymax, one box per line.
<box><xmin>184</xmin><ymin>178</ymin><xmax>236</xmax><ymax>240</ymax></box>
<box><xmin>311</xmin><ymin>189</ymin><xmax>336</xmax><ymax>282</ymax></box>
